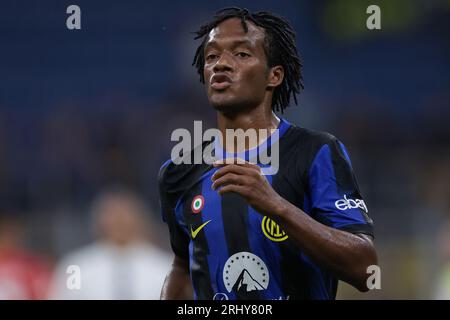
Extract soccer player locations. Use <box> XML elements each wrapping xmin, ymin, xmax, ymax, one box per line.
<box><xmin>159</xmin><ymin>7</ymin><xmax>377</xmax><ymax>300</ymax></box>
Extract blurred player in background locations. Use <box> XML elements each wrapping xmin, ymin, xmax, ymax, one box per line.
<box><xmin>50</xmin><ymin>187</ymin><xmax>170</xmax><ymax>299</ymax></box>
<box><xmin>0</xmin><ymin>209</ymin><xmax>52</xmax><ymax>299</ymax></box>
<box><xmin>160</xmin><ymin>7</ymin><xmax>377</xmax><ymax>300</ymax></box>
<box><xmin>433</xmin><ymin>220</ymin><xmax>450</xmax><ymax>299</ymax></box>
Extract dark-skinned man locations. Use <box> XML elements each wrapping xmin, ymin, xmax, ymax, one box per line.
<box><xmin>159</xmin><ymin>7</ymin><xmax>377</xmax><ymax>300</ymax></box>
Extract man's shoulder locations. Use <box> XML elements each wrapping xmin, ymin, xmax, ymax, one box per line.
<box><xmin>282</xmin><ymin>124</ymin><xmax>340</xmax><ymax>159</ymax></box>
<box><xmin>275</xmin><ymin>124</ymin><xmax>345</xmax><ymax>186</ymax></box>
<box><xmin>158</xmin><ymin>141</ymin><xmax>212</xmax><ymax>196</ymax></box>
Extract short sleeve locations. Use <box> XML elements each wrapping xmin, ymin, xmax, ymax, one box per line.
<box><xmin>158</xmin><ymin>161</ymin><xmax>190</xmax><ymax>259</ymax></box>
<box><xmin>307</xmin><ymin>138</ymin><xmax>374</xmax><ymax>237</ymax></box>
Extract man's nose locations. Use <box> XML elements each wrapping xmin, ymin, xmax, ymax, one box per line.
<box><xmin>213</xmin><ymin>53</ymin><xmax>233</xmax><ymax>73</ymax></box>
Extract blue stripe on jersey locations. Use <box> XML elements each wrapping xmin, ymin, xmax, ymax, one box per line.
<box><xmin>188</xmin><ymin>227</ymin><xmax>197</xmax><ymax>299</ymax></box>
<box><xmin>338</xmin><ymin>141</ymin><xmax>353</xmax><ymax>166</ymax></box>
<box><xmin>308</xmin><ymin>144</ymin><xmax>368</xmax><ymax>229</ymax></box>
<box><xmin>246</xmin><ymin>173</ymin><xmax>284</xmax><ymax>300</ymax></box>
<box><xmin>201</xmin><ymin>169</ymin><xmax>237</xmax><ymax>300</ymax></box>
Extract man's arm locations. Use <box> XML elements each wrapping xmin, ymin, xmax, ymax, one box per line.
<box><xmin>211</xmin><ymin>161</ymin><xmax>378</xmax><ymax>292</ymax></box>
<box><xmin>270</xmin><ymin>200</ymin><xmax>377</xmax><ymax>292</ymax></box>
<box><xmin>161</xmin><ymin>255</ymin><xmax>194</xmax><ymax>300</ymax></box>
<box><xmin>159</xmin><ymin>162</ymin><xmax>194</xmax><ymax>299</ymax></box>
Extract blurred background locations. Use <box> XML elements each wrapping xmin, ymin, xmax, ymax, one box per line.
<box><xmin>0</xmin><ymin>0</ymin><xmax>449</xmax><ymax>299</ymax></box>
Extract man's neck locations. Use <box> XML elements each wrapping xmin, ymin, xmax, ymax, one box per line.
<box><xmin>216</xmin><ymin>106</ymin><xmax>280</xmax><ymax>153</ymax></box>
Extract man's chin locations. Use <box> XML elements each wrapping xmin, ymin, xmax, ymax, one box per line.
<box><xmin>211</xmin><ymin>100</ymin><xmax>256</xmax><ymax>117</ymax></box>
<box><xmin>210</xmin><ymin>97</ymin><xmax>237</xmax><ymax>112</ymax></box>
<box><xmin>210</xmin><ymin>95</ymin><xmax>246</xmax><ymax>112</ymax></box>
<box><xmin>212</xmin><ymin>102</ymin><xmax>234</xmax><ymax>112</ymax></box>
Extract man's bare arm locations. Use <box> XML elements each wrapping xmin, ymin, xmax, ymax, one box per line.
<box><xmin>273</xmin><ymin>201</ymin><xmax>377</xmax><ymax>292</ymax></box>
<box><xmin>160</xmin><ymin>255</ymin><xmax>193</xmax><ymax>300</ymax></box>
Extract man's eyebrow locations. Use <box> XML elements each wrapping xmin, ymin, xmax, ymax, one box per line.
<box><xmin>204</xmin><ymin>39</ymin><xmax>253</xmax><ymax>51</ymax></box>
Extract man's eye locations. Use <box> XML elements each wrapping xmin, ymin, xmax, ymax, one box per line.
<box><xmin>206</xmin><ymin>54</ymin><xmax>218</xmax><ymax>61</ymax></box>
<box><xmin>236</xmin><ymin>52</ymin><xmax>250</xmax><ymax>58</ymax></box>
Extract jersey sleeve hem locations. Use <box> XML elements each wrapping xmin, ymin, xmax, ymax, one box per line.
<box><xmin>335</xmin><ymin>223</ymin><xmax>374</xmax><ymax>238</ymax></box>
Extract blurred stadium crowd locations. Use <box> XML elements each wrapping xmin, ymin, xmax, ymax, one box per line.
<box><xmin>0</xmin><ymin>0</ymin><xmax>449</xmax><ymax>299</ymax></box>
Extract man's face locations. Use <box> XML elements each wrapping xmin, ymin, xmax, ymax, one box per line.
<box><xmin>203</xmin><ymin>18</ymin><xmax>270</xmax><ymax>113</ymax></box>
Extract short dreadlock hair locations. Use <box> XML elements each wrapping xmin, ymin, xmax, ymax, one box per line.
<box><xmin>192</xmin><ymin>7</ymin><xmax>304</xmax><ymax>113</ymax></box>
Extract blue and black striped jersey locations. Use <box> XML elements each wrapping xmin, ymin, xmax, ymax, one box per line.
<box><xmin>158</xmin><ymin>118</ymin><xmax>373</xmax><ymax>300</ymax></box>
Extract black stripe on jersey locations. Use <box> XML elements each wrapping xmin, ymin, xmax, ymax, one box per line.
<box><xmin>328</xmin><ymin>139</ymin><xmax>360</xmax><ymax>195</ymax></box>
<box><xmin>272</xmin><ymin>171</ymin><xmax>310</xmax><ymax>300</ymax></box>
<box><xmin>221</xmin><ymin>192</ymin><xmax>260</xmax><ymax>300</ymax></box>
<box><xmin>279</xmin><ymin>243</ymin><xmax>312</xmax><ymax>299</ymax></box>
<box><xmin>183</xmin><ymin>181</ymin><xmax>214</xmax><ymax>300</ymax></box>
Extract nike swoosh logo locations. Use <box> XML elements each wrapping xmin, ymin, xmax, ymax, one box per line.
<box><xmin>190</xmin><ymin>220</ymin><xmax>212</xmax><ymax>239</ymax></box>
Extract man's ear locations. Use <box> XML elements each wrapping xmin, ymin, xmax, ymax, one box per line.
<box><xmin>267</xmin><ymin>65</ymin><xmax>284</xmax><ymax>89</ymax></box>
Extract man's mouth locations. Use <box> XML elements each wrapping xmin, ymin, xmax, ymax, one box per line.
<box><xmin>210</xmin><ymin>74</ymin><xmax>232</xmax><ymax>90</ymax></box>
